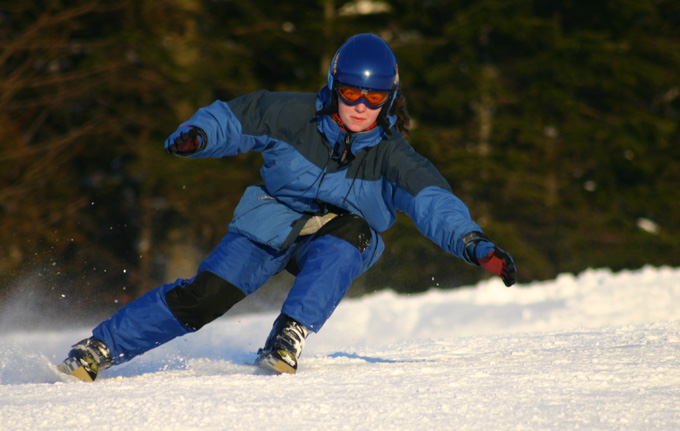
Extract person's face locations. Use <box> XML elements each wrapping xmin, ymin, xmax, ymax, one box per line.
<box><xmin>337</xmin><ymin>99</ymin><xmax>381</xmax><ymax>132</ymax></box>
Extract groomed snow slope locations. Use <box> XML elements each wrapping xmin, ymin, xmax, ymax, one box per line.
<box><xmin>1</xmin><ymin>266</ymin><xmax>679</xmax><ymax>430</ymax></box>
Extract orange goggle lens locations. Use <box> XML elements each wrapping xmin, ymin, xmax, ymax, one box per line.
<box><xmin>337</xmin><ymin>85</ymin><xmax>390</xmax><ymax>108</ymax></box>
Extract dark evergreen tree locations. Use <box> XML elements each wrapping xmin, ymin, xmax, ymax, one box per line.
<box><xmin>2</xmin><ymin>0</ymin><xmax>679</xmax><ymax>316</ymax></box>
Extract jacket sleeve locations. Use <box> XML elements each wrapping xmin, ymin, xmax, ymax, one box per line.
<box><xmin>172</xmin><ymin>90</ymin><xmax>278</xmax><ymax>159</ymax></box>
<box><xmin>395</xmin><ymin>185</ymin><xmax>482</xmax><ymax>263</ymax></box>
<box><xmin>386</xmin><ymin>139</ymin><xmax>482</xmax><ymax>263</ymax></box>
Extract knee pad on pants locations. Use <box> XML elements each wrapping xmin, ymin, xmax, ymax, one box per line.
<box><xmin>165</xmin><ymin>271</ymin><xmax>246</xmax><ymax>331</ymax></box>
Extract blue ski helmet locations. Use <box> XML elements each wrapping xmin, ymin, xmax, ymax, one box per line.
<box><xmin>327</xmin><ymin>34</ymin><xmax>399</xmax><ymax>110</ymax></box>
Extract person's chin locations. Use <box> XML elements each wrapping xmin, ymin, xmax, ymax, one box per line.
<box><xmin>348</xmin><ymin>121</ymin><xmax>366</xmax><ymax>132</ymax></box>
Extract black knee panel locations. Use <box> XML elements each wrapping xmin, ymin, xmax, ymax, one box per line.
<box><xmin>165</xmin><ymin>271</ymin><xmax>246</xmax><ymax>331</ymax></box>
<box><xmin>314</xmin><ymin>213</ymin><xmax>371</xmax><ymax>253</ymax></box>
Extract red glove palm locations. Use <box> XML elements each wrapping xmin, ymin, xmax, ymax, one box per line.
<box><xmin>478</xmin><ymin>247</ymin><xmax>517</xmax><ymax>287</ymax></box>
<box><xmin>165</xmin><ymin>126</ymin><xmax>207</xmax><ymax>155</ymax></box>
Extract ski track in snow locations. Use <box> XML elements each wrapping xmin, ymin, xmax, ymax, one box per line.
<box><xmin>1</xmin><ymin>266</ymin><xmax>679</xmax><ymax>430</ymax></box>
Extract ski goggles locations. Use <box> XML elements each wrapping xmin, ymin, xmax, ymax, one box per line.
<box><xmin>336</xmin><ymin>85</ymin><xmax>391</xmax><ymax>109</ymax></box>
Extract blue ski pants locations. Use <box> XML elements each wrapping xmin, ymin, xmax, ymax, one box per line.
<box><xmin>92</xmin><ymin>213</ymin><xmax>383</xmax><ymax>365</ymax></box>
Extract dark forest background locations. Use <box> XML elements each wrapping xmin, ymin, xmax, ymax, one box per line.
<box><xmin>1</xmin><ymin>0</ymin><xmax>679</xmax><ymax>322</ymax></box>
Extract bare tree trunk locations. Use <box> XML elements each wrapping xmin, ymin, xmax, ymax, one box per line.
<box><xmin>321</xmin><ymin>0</ymin><xmax>336</xmax><ymax>82</ymax></box>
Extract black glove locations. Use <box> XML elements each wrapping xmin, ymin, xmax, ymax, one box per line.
<box><xmin>464</xmin><ymin>231</ymin><xmax>517</xmax><ymax>287</ymax></box>
<box><xmin>165</xmin><ymin>126</ymin><xmax>207</xmax><ymax>155</ymax></box>
<box><xmin>477</xmin><ymin>246</ymin><xmax>517</xmax><ymax>287</ymax></box>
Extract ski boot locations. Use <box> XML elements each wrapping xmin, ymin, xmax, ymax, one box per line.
<box><xmin>57</xmin><ymin>337</ymin><xmax>113</xmax><ymax>382</ymax></box>
<box><xmin>255</xmin><ymin>314</ymin><xmax>309</xmax><ymax>374</ymax></box>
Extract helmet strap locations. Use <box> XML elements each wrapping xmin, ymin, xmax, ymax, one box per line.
<box><xmin>377</xmin><ymin>104</ymin><xmax>392</xmax><ymax>135</ymax></box>
<box><xmin>315</xmin><ymin>89</ymin><xmax>339</xmax><ymax>117</ymax></box>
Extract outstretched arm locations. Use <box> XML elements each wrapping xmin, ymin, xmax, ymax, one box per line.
<box><xmin>164</xmin><ymin>91</ymin><xmax>283</xmax><ymax>159</ymax></box>
<box><xmin>164</xmin><ymin>100</ymin><xmax>249</xmax><ymax>158</ymax></box>
<box><xmin>387</xmin><ymin>140</ymin><xmax>517</xmax><ymax>286</ymax></box>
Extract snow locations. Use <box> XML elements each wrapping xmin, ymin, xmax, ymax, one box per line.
<box><xmin>1</xmin><ymin>265</ymin><xmax>679</xmax><ymax>430</ymax></box>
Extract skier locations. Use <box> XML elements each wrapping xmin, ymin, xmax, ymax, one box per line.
<box><xmin>58</xmin><ymin>33</ymin><xmax>516</xmax><ymax>381</ymax></box>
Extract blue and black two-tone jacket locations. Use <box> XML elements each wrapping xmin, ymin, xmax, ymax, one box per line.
<box><xmin>174</xmin><ymin>86</ymin><xmax>483</xmax><ymax>267</ymax></box>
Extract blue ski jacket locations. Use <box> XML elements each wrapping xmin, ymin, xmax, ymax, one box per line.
<box><xmin>171</xmin><ymin>86</ymin><xmax>483</xmax><ymax>266</ymax></box>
